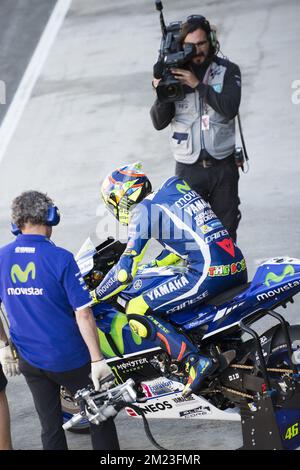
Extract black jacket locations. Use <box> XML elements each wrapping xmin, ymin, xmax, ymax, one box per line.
<box><xmin>150</xmin><ymin>56</ymin><xmax>241</xmax><ymax>130</ymax></box>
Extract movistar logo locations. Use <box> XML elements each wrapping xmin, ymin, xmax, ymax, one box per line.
<box><xmin>176</xmin><ymin>181</ymin><xmax>191</xmax><ymax>194</ymax></box>
<box><xmin>264</xmin><ymin>265</ymin><xmax>295</xmax><ymax>287</ymax></box>
<box><xmin>11</xmin><ymin>262</ymin><xmax>36</xmax><ymax>284</ymax></box>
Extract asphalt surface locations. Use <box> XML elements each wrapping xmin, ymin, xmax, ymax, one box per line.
<box><xmin>1</xmin><ymin>0</ymin><xmax>300</xmax><ymax>451</ymax></box>
<box><xmin>0</xmin><ymin>0</ymin><xmax>56</xmax><ymax>124</ymax></box>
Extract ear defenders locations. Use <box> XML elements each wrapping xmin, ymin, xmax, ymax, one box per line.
<box><xmin>11</xmin><ymin>205</ymin><xmax>61</xmax><ymax>236</ymax></box>
<box><xmin>186</xmin><ymin>14</ymin><xmax>218</xmax><ymax>50</ymax></box>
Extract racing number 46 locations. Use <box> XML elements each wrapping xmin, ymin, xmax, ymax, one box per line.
<box><xmin>284</xmin><ymin>422</ymin><xmax>299</xmax><ymax>440</ymax></box>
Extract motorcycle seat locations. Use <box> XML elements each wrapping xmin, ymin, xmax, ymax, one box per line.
<box><xmin>205</xmin><ymin>282</ymin><xmax>251</xmax><ymax>307</ymax></box>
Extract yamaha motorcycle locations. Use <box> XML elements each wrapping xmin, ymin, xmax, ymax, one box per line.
<box><xmin>62</xmin><ymin>237</ymin><xmax>300</xmax><ymax>450</ymax></box>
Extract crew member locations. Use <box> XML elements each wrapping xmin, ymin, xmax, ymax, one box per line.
<box><xmin>0</xmin><ymin>191</ymin><xmax>120</xmax><ymax>450</ymax></box>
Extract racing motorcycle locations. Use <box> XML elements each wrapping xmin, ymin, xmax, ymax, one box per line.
<box><xmin>62</xmin><ymin>236</ymin><xmax>300</xmax><ymax>450</ymax></box>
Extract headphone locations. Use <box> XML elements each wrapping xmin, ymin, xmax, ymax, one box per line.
<box><xmin>11</xmin><ymin>205</ymin><xmax>61</xmax><ymax>236</ymax></box>
<box><xmin>186</xmin><ymin>15</ymin><xmax>218</xmax><ymax>51</ymax></box>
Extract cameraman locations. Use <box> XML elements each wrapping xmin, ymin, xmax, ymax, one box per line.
<box><xmin>150</xmin><ymin>16</ymin><xmax>242</xmax><ymax>241</ymax></box>
<box><xmin>0</xmin><ymin>191</ymin><xmax>119</xmax><ymax>450</ymax></box>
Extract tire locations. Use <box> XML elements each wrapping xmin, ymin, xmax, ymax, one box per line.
<box><xmin>60</xmin><ymin>387</ymin><xmax>90</xmax><ymax>434</ymax></box>
<box><xmin>268</xmin><ymin>324</ymin><xmax>300</xmax><ymax>369</ymax></box>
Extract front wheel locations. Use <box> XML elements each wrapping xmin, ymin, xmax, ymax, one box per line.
<box><xmin>60</xmin><ymin>387</ymin><xmax>90</xmax><ymax>434</ymax></box>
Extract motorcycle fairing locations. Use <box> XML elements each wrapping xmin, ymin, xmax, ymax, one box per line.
<box><xmin>181</xmin><ymin>258</ymin><xmax>300</xmax><ymax>340</ymax></box>
<box><xmin>93</xmin><ymin>301</ymin><xmax>155</xmax><ymax>358</ymax></box>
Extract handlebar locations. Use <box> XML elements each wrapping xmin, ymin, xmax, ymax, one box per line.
<box><xmin>62</xmin><ymin>379</ymin><xmax>137</xmax><ymax>430</ymax></box>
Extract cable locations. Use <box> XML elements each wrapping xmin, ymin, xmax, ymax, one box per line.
<box><xmin>127</xmin><ymin>404</ymin><xmax>168</xmax><ymax>451</ymax></box>
<box><xmin>237</xmin><ymin>112</ymin><xmax>250</xmax><ymax>173</ymax></box>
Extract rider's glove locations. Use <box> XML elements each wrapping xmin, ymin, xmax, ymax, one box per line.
<box><xmin>0</xmin><ymin>344</ymin><xmax>20</xmax><ymax>377</ymax></box>
<box><xmin>91</xmin><ymin>359</ymin><xmax>115</xmax><ymax>392</ymax></box>
<box><xmin>138</xmin><ymin>260</ymin><xmax>157</xmax><ymax>271</ymax></box>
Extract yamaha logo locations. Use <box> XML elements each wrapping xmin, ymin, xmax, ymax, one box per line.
<box><xmin>133</xmin><ymin>279</ymin><xmax>142</xmax><ymax>290</ymax></box>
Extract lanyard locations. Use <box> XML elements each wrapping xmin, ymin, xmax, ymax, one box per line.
<box><xmin>202</xmin><ymin>64</ymin><xmax>212</xmax><ymax>114</ymax></box>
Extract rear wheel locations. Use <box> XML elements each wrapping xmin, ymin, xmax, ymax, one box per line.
<box><xmin>268</xmin><ymin>324</ymin><xmax>300</xmax><ymax>370</ymax></box>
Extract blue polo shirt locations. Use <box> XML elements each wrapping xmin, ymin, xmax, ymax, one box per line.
<box><xmin>0</xmin><ymin>234</ymin><xmax>92</xmax><ymax>372</ymax></box>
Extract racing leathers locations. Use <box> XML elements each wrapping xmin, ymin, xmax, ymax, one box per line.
<box><xmin>95</xmin><ymin>176</ymin><xmax>247</xmax><ymax>394</ymax></box>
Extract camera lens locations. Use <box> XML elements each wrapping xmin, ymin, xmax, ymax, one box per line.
<box><xmin>166</xmin><ymin>84</ymin><xmax>179</xmax><ymax>99</ymax></box>
<box><xmin>156</xmin><ymin>78</ymin><xmax>185</xmax><ymax>103</ymax></box>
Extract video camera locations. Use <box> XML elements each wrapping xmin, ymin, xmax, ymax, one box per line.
<box><xmin>154</xmin><ymin>1</ymin><xmax>197</xmax><ymax>103</ymax></box>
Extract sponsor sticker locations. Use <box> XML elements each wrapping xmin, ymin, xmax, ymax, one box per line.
<box><xmin>116</xmin><ymin>357</ymin><xmax>148</xmax><ymax>371</ymax></box>
<box><xmin>200</xmin><ymin>224</ymin><xmax>214</xmax><ymax>234</ymax></box>
<box><xmin>208</xmin><ymin>259</ymin><xmax>246</xmax><ymax>277</ymax></box>
<box><xmin>141</xmin><ymin>379</ymin><xmax>175</xmax><ymax>398</ymax></box>
<box><xmin>11</xmin><ymin>262</ymin><xmax>36</xmax><ymax>283</ymax></box>
<box><xmin>7</xmin><ymin>287</ymin><xmax>43</xmax><ymax>296</ymax></box>
<box><xmin>264</xmin><ymin>265</ymin><xmax>295</xmax><ymax>287</ymax></box>
<box><xmin>137</xmin><ymin>400</ymin><xmax>173</xmax><ymax>415</ymax></box>
<box><xmin>194</xmin><ymin>209</ymin><xmax>216</xmax><ymax>227</ymax></box>
<box><xmin>175</xmin><ymin>191</ymin><xmax>200</xmax><ymax>209</ymax></box>
<box><xmin>146</xmin><ymin>276</ymin><xmax>189</xmax><ymax>301</ymax></box>
<box><xmin>205</xmin><ymin>230</ymin><xmax>229</xmax><ymax>244</ymax></box>
<box><xmin>14</xmin><ymin>247</ymin><xmax>36</xmax><ymax>254</ymax></box>
<box><xmin>172</xmin><ymin>395</ymin><xmax>196</xmax><ymax>406</ymax></box>
<box><xmin>216</xmin><ymin>238</ymin><xmax>235</xmax><ymax>257</ymax></box>
<box><xmin>166</xmin><ymin>290</ymin><xmax>209</xmax><ymax>314</ymax></box>
<box><xmin>212</xmin><ymin>83</ymin><xmax>222</xmax><ymax>93</ymax></box>
<box><xmin>256</xmin><ymin>280</ymin><xmax>300</xmax><ymax>301</ymax></box>
<box><xmin>133</xmin><ymin>279</ymin><xmax>143</xmax><ymax>290</ymax></box>
<box><xmin>179</xmin><ymin>405</ymin><xmax>211</xmax><ymax>418</ymax></box>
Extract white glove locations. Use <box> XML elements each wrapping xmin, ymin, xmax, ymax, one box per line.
<box><xmin>91</xmin><ymin>359</ymin><xmax>114</xmax><ymax>391</ymax></box>
<box><xmin>0</xmin><ymin>345</ymin><xmax>20</xmax><ymax>377</ymax></box>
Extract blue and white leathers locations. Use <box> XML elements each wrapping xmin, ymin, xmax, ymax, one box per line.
<box><xmin>96</xmin><ymin>177</ymin><xmax>247</xmax><ymax>313</ymax></box>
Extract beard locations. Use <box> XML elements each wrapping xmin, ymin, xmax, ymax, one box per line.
<box><xmin>192</xmin><ymin>52</ymin><xmax>206</xmax><ymax>65</ymax></box>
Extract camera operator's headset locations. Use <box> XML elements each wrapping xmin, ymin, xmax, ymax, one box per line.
<box><xmin>11</xmin><ymin>205</ymin><xmax>61</xmax><ymax>236</ymax></box>
<box><xmin>185</xmin><ymin>15</ymin><xmax>218</xmax><ymax>52</ymax></box>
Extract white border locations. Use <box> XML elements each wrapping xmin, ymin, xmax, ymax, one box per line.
<box><xmin>0</xmin><ymin>0</ymin><xmax>72</xmax><ymax>164</ymax></box>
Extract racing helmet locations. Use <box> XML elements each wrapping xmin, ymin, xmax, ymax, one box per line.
<box><xmin>101</xmin><ymin>162</ymin><xmax>152</xmax><ymax>225</ymax></box>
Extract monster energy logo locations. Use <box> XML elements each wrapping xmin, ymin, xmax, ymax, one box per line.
<box><xmin>111</xmin><ymin>366</ymin><xmax>123</xmax><ymax>384</ymax></box>
<box><xmin>11</xmin><ymin>262</ymin><xmax>36</xmax><ymax>284</ymax></box>
<box><xmin>264</xmin><ymin>265</ymin><xmax>295</xmax><ymax>287</ymax></box>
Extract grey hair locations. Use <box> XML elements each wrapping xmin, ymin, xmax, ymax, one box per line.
<box><xmin>11</xmin><ymin>191</ymin><xmax>53</xmax><ymax>228</ymax></box>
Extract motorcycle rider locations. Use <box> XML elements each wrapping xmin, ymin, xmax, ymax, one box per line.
<box><xmin>93</xmin><ymin>163</ymin><xmax>247</xmax><ymax>396</ymax></box>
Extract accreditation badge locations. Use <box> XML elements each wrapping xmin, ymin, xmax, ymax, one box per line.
<box><xmin>201</xmin><ymin>114</ymin><xmax>210</xmax><ymax>130</ymax></box>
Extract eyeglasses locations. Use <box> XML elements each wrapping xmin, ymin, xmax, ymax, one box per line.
<box><xmin>184</xmin><ymin>40</ymin><xmax>209</xmax><ymax>48</ymax></box>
